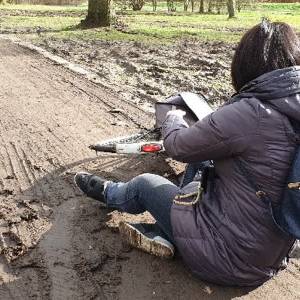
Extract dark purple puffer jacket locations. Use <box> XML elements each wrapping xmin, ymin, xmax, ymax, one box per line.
<box><xmin>162</xmin><ymin>67</ymin><xmax>300</xmax><ymax>286</ymax></box>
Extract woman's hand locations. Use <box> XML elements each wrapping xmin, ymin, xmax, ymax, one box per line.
<box><xmin>166</xmin><ymin>109</ymin><xmax>186</xmax><ymax>118</ymax></box>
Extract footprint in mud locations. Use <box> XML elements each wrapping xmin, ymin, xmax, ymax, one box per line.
<box><xmin>0</xmin><ymin>231</ymin><xmax>26</xmax><ymax>261</ymax></box>
<box><xmin>110</xmin><ymin>49</ymin><xmax>123</xmax><ymax>59</ymax></box>
<box><xmin>127</xmin><ymin>51</ymin><xmax>140</xmax><ymax>58</ymax></box>
<box><xmin>146</xmin><ymin>65</ymin><xmax>166</xmax><ymax>74</ymax></box>
<box><xmin>0</xmin><ymin>189</ymin><xmax>14</xmax><ymax>196</ymax></box>
<box><xmin>119</xmin><ymin>61</ymin><xmax>138</xmax><ymax>74</ymax></box>
<box><xmin>0</xmin><ymin>232</ymin><xmax>20</xmax><ymax>248</ymax></box>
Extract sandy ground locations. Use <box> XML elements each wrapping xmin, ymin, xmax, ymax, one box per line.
<box><xmin>0</xmin><ymin>39</ymin><xmax>299</xmax><ymax>300</ymax></box>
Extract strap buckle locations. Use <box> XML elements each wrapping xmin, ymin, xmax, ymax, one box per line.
<box><xmin>173</xmin><ymin>185</ymin><xmax>203</xmax><ymax>206</ymax></box>
<box><xmin>256</xmin><ymin>190</ymin><xmax>266</xmax><ymax>198</ymax></box>
<box><xmin>288</xmin><ymin>182</ymin><xmax>300</xmax><ymax>190</ymax></box>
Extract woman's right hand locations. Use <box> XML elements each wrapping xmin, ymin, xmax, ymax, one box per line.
<box><xmin>166</xmin><ymin>109</ymin><xmax>186</xmax><ymax>118</ymax></box>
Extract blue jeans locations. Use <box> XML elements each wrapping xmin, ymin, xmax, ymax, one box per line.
<box><xmin>105</xmin><ymin>173</ymin><xmax>180</xmax><ymax>243</ymax></box>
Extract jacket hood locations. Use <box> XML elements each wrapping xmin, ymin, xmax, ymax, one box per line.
<box><xmin>232</xmin><ymin>66</ymin><xmax>300</xmax><ymax>122</ymax></box>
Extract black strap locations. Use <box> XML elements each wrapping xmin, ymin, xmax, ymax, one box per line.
<box><xmin>290</xmin><ymin>119</ymin><xmax>300</xmax><ymax>144</ymax></box>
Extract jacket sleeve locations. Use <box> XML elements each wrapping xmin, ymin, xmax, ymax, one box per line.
<box><xmin>162</xmin><ymin>101</ymin><xmax>259</xmax><ymax>163</ymax></box>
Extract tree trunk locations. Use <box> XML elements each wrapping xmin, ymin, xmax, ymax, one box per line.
<box><xmin>152</xmin><ymin>0</ymin><xmax>157</xmax><ymax>11</ymax></box>
<box><xmin>227</xmin><ymin>0</ymin><xmax>236</xmax><ymax>18</ymax></box>
<box><xmin>183</xmin><ymin>0</ymin><xmax>189</xmax><ymax>12</ymax></box>
<box><xmin>83</xmin><ymin>0</ymin><xmax>112</xmax><ymax>27</ymax></box>
<box><xmin>199</xmin><ymin>0</ymin><xmax>204</xmax><ymax>13</ymax></box>
<box><xmin>237</xmin><ymin>0</ymin><xmax>241</xmax><ymax>12</ymax></box>
<box><xmin>191</xmin><ymin>0</ymin><xmax>195</xmax><ymax>12</ymax></box>
<box><xmin>208</xmin><ymin>0</ymin><xmax>213</xmax><ymax>13</ymax></box>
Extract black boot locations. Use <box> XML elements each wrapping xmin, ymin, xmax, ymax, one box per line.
<box><xmin>74</xmin><ymin>172</ymin><xmax>106</xmax><ymax>202</ymax></box>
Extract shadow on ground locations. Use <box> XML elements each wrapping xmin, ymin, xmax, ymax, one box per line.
<box><xmin>0</xmin><ymin>154</ymin><xmax>255</xmax><ymax>299</ymax></box>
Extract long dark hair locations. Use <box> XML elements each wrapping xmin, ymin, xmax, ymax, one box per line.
<box><xmin>231</xmin><ymin>19</ymin><xmax>300</xmax><ymax>92</ymax></box>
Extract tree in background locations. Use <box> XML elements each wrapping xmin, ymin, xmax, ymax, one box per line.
<box><xmin>199</xmin><ymin>0</ymin><xmax>204</xmax><ymax>13</ymax></box>
<box><xmin>116</xmin><ymin>0</ymin><xmax>254</xmax><ymax>15</ymax></box>
<box><xmin>83</xmin><ymin>0</ymin><xmax>112</xmax><ymax>27</ymax></box>
<box><xmin>152</xmin><ymin>0</ymin><xmax>157</xmax><ymax>11</ymax></box>
<box><xmin>207</xmin><ymin>0</ymin><xmax>213</xmax><ymax>13</ymax></box>
<box><xmin>183</xmin><ymin>0</ymin><xmax>189</xmax><ymax>11</ymax></box>
<box><xmin>197</xmin><ymin>0</ymin><xmax>255</xmax><ymax>17</ymax></box>
<box><xmin>227</xmin><ymin>0</ymin><xmax>236</xmax><ymax>18</ymax></box>
<box><xmin>167</xmin><ymin>0</ymin><xmax>176</xmax><ymax>11</ymax></box>
<box><xmin>237</xmin><ymin>0</ymin><xmax>256</xmax><ymax>12</ymax></box>
<box><xmin>130</xmin><ymin>0</ymin><xmax>145</xmax><ymax>10</ymax></box>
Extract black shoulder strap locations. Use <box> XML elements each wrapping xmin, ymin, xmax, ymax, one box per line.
<box><xmin>289</xmin><ymin>119</ymin><xmax>300</xmax><ymax>144</ymax></box>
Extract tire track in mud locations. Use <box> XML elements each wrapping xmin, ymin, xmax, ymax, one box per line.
<box><xmin>0</xmin><ymin>39</ymin><xmax>299</xmax><ymax>300</ymax></box>
<box><xmin>0</xmin><ymin>133</ymin><xmax>22</xmax><ymax>195</ymax></box>
<box><xmin>38</xmin><ymin>198</ymin><xmax>80</xmax><ymax>300</ymax></box>
<box><xmin>10</xmin><ymin>142</ymin><xmax>34</xmax><ymax>192</ymax></box>
<box><xmin>0</xmin><ymin>39</ymin><xmax>157</xmax><ymax>300</ymax></box>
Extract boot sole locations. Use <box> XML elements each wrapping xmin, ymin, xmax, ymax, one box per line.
<box><xmin>119</xmin><ymin>221</ymin><xmax>174</xmax><ymax>258</ymax></box>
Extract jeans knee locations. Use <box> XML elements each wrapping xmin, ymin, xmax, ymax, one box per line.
<box><xmin>133</xmin><ymin>173</ymin><xmax>158</xmax><ymax>188</ymax></box>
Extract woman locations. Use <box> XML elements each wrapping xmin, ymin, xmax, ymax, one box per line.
<box><xmin>74</xmin><ymin>20</ymin><xmax>300</xmax><ymax>286</ymax></box>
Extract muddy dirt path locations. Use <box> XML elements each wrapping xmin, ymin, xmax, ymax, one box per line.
<box><xmin>0</xmin><ymin>40</ymin><xmax>299</xmax><ymax>300</ymax></box>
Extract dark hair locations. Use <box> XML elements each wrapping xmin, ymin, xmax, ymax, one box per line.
<box><xmin>231</xmin><ymin>20</ymin><xmax>300</xmax><ymax>92</ymax></box>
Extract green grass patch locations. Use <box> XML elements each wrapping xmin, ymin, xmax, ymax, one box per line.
<box><xmin>1</xmin><ymin>16</ymin><xmax>81</xmax><ymax>31</ymax></box>
<box><xmin>0</xmin><ymin>3</ymin><xmax>87</xmax><ymax>12</ymax></box>
<box><xmin>1</xmin><ymin>2</ymin><xmax>300</xmax><ymax>45</ymax></box>
<box><xmin>48</xmin><ymin>27</ymin><xmax>164</xmax><ymax>44</ymax></box>
<box><xmin>127</xmin><ymin>23</ymin><xmax>242</xmax><ymax>43</ymax></box>
<box><xmin>260</xmin><ymin>2</ymin><xmax>300</xmax><ymax>13</ymax></box>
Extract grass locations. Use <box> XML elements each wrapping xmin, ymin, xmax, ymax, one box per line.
<box><xmin>0</xmin><ymin>16</ymin><xmax>81</xmax><ymax>30</ymax></box>
<box><xmin>0</xmin><ymin>3</ymin><xmax>87</xmax><ymax>11</ymax></box>
<box><xmin>1</xmin><ymin>2</ymin><xmax>300</xmax><ymax>44</ymax></box>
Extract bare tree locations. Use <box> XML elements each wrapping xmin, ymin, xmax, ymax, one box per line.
<box><xmin>198</xmin><ymin>0</ymin><xmax>252</xmax><ymax>16</ymax></box>
<box><xmin>83</xmin><ymin>0</ymin><xmax>112</xmax><ymax>27</ymax></box>
<box><xmin>152</xmin><ymin>0</ymin><xmax>157</xmax><ymax>11</ymax></box>
<box><xmin>237</xmin><ymin>0</ymin><xmax>256</xmax><ymax>12</ymax></box>
<box><xmin>216</xmin><ymin>1</ymin><xmax>223</xmax><ymax>14</ymax></box>
<box><xmin>208</xmin><ymin>0</ymin><xmax>213</xmax><ymax>13</ymax></box>
<box><xmin>167</xmin><ymin>0</ymin><xmax>176</xmax><ymax>12</ymax></box>
<box><xmin>183</xmin><ymin>0</ymin><xmax>190</xmax><ymax>12</ymax></box>
<box><xmin>199</xmin><ymin>0</ymin><xmax>204</xmax><ymax>13</ymax></box>
<box><xmin>130</xmin><ymin>0</ymin><xmax>145</xmax><ymax>11</ymax></box>
<box><xmin>227</xmin><ymin>0</ymin><xmax>236</xmax><ymax>18</ymax></box>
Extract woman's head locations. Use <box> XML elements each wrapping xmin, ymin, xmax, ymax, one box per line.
<box><xmin>231</xmin><ymin>19</ymin><xmax>300</xmax><ymax>92</ymax></box>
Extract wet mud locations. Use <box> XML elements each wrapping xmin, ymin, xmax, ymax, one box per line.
<box><xmin>0</xmin><ymin>39</ymin><xmax>299</xmax><ymax>300</ymax></box>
